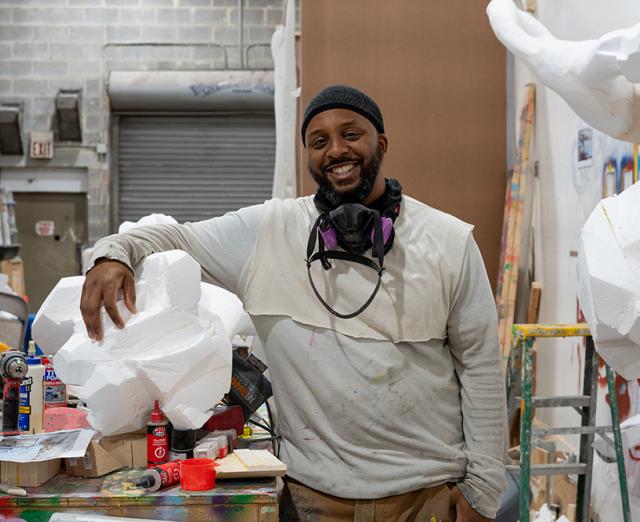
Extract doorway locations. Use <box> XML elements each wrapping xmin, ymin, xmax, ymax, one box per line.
<box><xmin>14</xmin><ymin>192</ymin><xmax>87</xmax><ymax>311</ymax></box>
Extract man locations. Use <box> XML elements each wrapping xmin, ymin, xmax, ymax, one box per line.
<box><xmin>81</xmin><ymin>85</ymin><xmax>506</xmax><ymax>521</ymax></box>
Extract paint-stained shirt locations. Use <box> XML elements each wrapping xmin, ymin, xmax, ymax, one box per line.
<box><xmin>88</xmin><ymin>196</ymin><xmax>507</xmax><ymax>519</ymax></box>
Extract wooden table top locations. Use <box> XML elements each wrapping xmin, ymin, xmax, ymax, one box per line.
<box><xmin>0</xmin><ymin>469</ymin><xmax>278</xmax><ymax>509</ymax></box>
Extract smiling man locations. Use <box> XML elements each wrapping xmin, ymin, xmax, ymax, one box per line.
<box><xmin>81</xmin><ymin>85</ymin><xmax>506</xmax><ymax>522</ymax></box>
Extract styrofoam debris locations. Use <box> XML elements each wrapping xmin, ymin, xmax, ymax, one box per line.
<box><xmin>34</xmin><ymin>250</ymin><xmax>235</xmax><ymax>436</ymax></box>
<box><xmin>533</xmin><ymin>504</ymin><xmax>557</xmax><ymax>522</ymax></box>
<box><xmin>578</xmin><ymin>181</ymin><xmax>640</xmax><ymax>379</ymax></box>
<box><xmin>118</xmin><ymin>213</ymin><xmax>178</xmax><ymax>233</ymax></box>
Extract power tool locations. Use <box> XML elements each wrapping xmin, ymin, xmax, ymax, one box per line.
<box><xmin>0</xmin><ymin>350</ymin><xmax>28</xmax><ymax>434</ymax></box>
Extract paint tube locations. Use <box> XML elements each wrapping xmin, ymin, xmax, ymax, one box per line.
<box><xmin>134</xmin><ymin>461</ymin><xmax>181</xmax><ymax>492</ymax></box>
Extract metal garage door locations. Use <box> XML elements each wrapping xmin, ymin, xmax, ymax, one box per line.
<box><xmin>116</xmin><ymin>113</ymin><xmax>275</xmax><ymax>224</ymax></box>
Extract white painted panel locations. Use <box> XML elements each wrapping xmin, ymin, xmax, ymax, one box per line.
<box><xmin>0</xmin><ymin>168</ymin><xmax>88</xmax><ymax>193</ymax></box>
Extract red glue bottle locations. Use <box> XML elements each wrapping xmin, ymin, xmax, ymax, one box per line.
<box><xmin>147</xmin><ymin>400</ymin><xmax>169</xmax><ymax>466</ymax></box>
<box><xmin>134</xmin><ymin>461</ymin><xmax>181</xmax><ymax>492</ymax></box>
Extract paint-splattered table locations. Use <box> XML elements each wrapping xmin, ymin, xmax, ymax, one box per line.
<box><xmin>0</xmin><ymin>469</ymin><xmax>278</xmax><ymax>521</ymax></box>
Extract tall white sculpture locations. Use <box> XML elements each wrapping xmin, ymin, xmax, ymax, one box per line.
<box><xmin>33</xmin><ymin>250</ymin><xmax>237</xmax><ymax>436</ymax></box>
<box><xmin>578</xmin><ymin>181</ymin><xmax>640</xmax><ymax>379</ymax></box>
<box><xmin>487</xmin><ymin>0</ymin><xmax>640</xmax><ymax>143</ymax></box>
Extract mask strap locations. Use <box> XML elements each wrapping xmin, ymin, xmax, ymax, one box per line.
<box><xmin>306</xmin><ymin>215</ymin><xmax>322</xmax><ymax>258</ymax></box>
<box><xmin>306</xmin><ymin>251</ymin><xmax>384</xmax><ymax>319</ymax></box>
<box><xmin>307</xmin><ymin>215</ymin><xmax>332</xmax><ymax>270</ymax></box>
<box><xmin>371</xmin><ymin>212</ymin><xmax>385</xmax><ymax>268</ymax></box>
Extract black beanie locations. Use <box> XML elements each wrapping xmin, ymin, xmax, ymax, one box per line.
<box><xmin>300</xmin><ymin>85</ymin><xmax>385</xmax><ymax>146</ymax></box>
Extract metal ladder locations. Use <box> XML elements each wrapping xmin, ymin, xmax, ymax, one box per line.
<box><xmin>505</xmin><ymin>324</ymin><xmax>631</xmax><ymax>522</ymax></box>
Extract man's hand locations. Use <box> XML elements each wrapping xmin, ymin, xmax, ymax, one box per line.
<box><xmin>80</xmin><ymin>258</ymin><xmax>137</xmax><ymax>341</ymax></box>
<box><xmin>451</xmin><ymin>486</ymin><xmax>492</xmax><ymax>522</ymax></box>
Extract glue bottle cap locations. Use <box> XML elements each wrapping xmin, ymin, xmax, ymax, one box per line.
<box><xmin>134</xmin><ymin>475</ymin><xmax>155</xmax><ymax>489</ymax></box>
<box><xmin>150</xmin><ymin>400</ymin><xmax>164</xmax><ymax>424</ymax></box>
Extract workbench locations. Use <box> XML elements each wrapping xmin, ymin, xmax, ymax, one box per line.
<box><xmin>0</xmin><ymin>469</ymin><xmax>279</xmax><ymax>521</ymax></box>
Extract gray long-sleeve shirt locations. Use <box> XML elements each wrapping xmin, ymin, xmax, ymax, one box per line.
<box><xmin>89</xmin><ymin>200</ymin><xmax>507</xmax><ymax>518</ymax></box>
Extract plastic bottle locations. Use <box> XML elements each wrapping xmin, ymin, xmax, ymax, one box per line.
<box><xmin>41</xmin><ymin>356</ymin><xmax>66</xmax><ymax>410</ymax></box>
<box><xmin>18</xmin><ymin>341</ymin><xmax>44</xmax><ymax>434</ymax></box>
<box><xmin>147</xmin><ymin>400</ymin><xmax>169</xmax><ymax>466</ymax></box>
<box><xmin>168</xmin><ymin>428</ymin><xmax>196</xmax><ymax>461</ymax></box>
<box><xmin>134</xmin><ymin>461</ymin><xmax>182</xmax><ymax>492</ymax></box>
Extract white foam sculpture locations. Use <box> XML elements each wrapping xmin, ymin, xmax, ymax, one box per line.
<box><xmin>31</xmin><ymin>250</ymin><xmax>244</xmax><ymax>436</ymax></box>
<box><xmin>578</xmin><ymin>181</ymin><xmax>640</xmax><ymax>379</ymax></box>
<box><xmin>487</xmin><ymin>0</ymin><xmax>640</xmax><ymax>143</ymax></box>
<box><xmin>118</xmin><ymin>213</ymin><xmax>178</xmax><ymax>234</ymax></box>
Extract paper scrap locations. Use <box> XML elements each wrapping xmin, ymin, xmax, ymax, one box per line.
<box><xmin>0</xmin><ymin>429</ymin><xmax>95</xmax><ymax>463</ymax></box>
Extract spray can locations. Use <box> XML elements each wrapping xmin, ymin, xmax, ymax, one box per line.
<box><xmin>18</xmin><ymin>341</ymin><xmax>44</xmax><ymax>434</ymax></box>
<box><xmin>42</xmin><ymin>357</ymin><xmax>66</xmax><ymax>409</ymax></box>
<box><xmin>168</xmin><ymin>428</ymin><xmax>196</xmax><ymax>461</ymax></box>
<box><xmin>147</xmin><ymin>400</ymin><xmax>169</xmax><ymax>466</ymax></box>
<box><xmin>134</xmin><ymin>461</ymin><xmax>181</xmax><ymax>492</ymax></box>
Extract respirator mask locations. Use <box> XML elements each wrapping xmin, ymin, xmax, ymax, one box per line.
<box><xmin>306</xmin><ymin>178</ymin><xmax>402</xmax><ymax>319</ymax></box>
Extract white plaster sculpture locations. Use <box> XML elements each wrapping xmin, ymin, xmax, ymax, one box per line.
<box><xmin>118</xmin><ymin>213</ymin><xmax>178</xmax><ymax>234</ymax></box>
<box><xmin>33</xmin><ymin>250</ymin><xmax>236</xmax><ymax>436</ymax></box>
<box><xmin>578</xmin><ymin>181</ymin><xmax>640</xmax><ymax>379</ymax></box>
<box><xmin>487</xmin><ymin>0</ymin><xmax>640</xmax><ymax>143</ymax></box>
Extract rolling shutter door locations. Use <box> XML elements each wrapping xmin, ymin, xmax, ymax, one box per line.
<box><xmin>117</xmin><ymin>113</ymin><xmax>275</xmax><ymax>224</ymax></box>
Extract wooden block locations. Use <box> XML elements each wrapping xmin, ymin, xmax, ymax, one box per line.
<box><xmin>216</xmin><ymin>449</ymin><xmax>287</xmax><ymax>479</ymax></box>
<box><xmin>1</xmin><ymin>459</ymin><xmax>60</xmax><ymax>487</ymax></box>
<box><xmin>66</xmin><ymin>433</ymin><xmax>147</xmax><ymax>478</ymax></box>
<box><xmin>130</xmin><ymin>435</ymin><xmax>147</xmax><ymax>468</ymax></box>
<box><xmin>527</xmin><ymin>282</ymin><xmax>542</xmax><ymax>324</ymax></box>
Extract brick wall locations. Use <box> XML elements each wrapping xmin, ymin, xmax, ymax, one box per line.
<box><xmin>0</xmin><ymin>0</ymin><xmax>297</xmax><ymax>240</ymax></box>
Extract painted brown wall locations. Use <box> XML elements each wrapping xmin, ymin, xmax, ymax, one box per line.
<box><xmin>298</xmin><ymin>0</ymin><xmax>506</xmax><ymax>288</ymax></box>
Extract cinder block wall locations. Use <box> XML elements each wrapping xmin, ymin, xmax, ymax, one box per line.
<box><xmin>0</xmin><ymin>0</ymin><xmax>296</xmax><ymax>241</ymax></box>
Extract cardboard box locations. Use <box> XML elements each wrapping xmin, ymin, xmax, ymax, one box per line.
<box><xmin>1</xmin><ymin>258</ymin><xmax>25</xmax><ymax>297</ymax></box>
<box><xmin>66</xmin><ymin>434</ymin><xmax>146</xmax><ymax>478</ymax></box>
<box><xmin>1</xmin><ymin>459</ymin><xmax>60</xmax><ymax>487</ymax></box>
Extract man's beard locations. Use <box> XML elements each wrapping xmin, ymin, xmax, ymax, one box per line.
<box><xmin>309</xmin><ymin>146</ymin><xmax>384</xmax><ymax>208</ymax></box>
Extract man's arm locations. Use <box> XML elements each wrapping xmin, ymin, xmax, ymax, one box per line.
<box><xmin>447</xmin><ymin>234</ymin><xmax>507</xmax><ymax>520</ymax></box>
<box><xmin>81</xmin><ymin>204</ymin><xmax>263</xmax><ymax>340</ymax></box>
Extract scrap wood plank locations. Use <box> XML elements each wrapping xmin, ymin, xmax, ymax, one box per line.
<box><xmin>527</xmin><ymin>281</ymin><xmax>542</xmax><ymax>324</ymax></box>
<box><xmin>495</xmin><ymin>168</ymin><xmax>514</xmax><ymax>315</ymax></box>
<box><xmin>216</xmin><ymin>449</ymin><xmax>287</xmax><ymax>479</ymax></box>
<box><xmin>498</xmin><ymin>83</ymin><xmax>536</xmax><ymax>364</ymax></box>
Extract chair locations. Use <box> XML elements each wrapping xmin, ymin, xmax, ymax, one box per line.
<box><xmin>0</xmin><ymin>291</ymin><xmax>29</xmax><ymax>351</ymax></box>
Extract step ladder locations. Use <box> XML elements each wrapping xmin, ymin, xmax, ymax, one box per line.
<box><xmin>505</xmin><ymin>323</ymin><xmax>631</xmax><ymax>522</ymax></box>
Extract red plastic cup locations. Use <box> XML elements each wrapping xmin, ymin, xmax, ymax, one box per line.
<box><xmin>179</xmin><ymin>458</ymin><xmax>217</xmax><ymax>491</ymax></box>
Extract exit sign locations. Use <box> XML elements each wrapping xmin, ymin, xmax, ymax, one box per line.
<box><xmin>30</xmin><ymin>132</ymin><xmax>54</xmax><ymax>159</ymax></box>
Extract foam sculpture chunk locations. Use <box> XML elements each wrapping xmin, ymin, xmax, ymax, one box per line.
<box><xmin>487</xmin><ymin>0</ymin><xmax>640</xmax><ymax>143</ymax></box>
<box><xmin>578</xmin><ymin>181</ymin><xmax>640</xmax><ymax>379</ymax></box>
<box><xmin>32</xmin><ymin>276</ymin><xmax>84</xmax><ymax>355</ymax></box>
<box><xmin>33</xmin><ymin>250</ymin><xmax>234</xmax><ymax>436</ymax></box>
<box><xmin>118</xmin><ymin>213</ymin><xmax>178</xmax><ymax>233</ymax></box>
